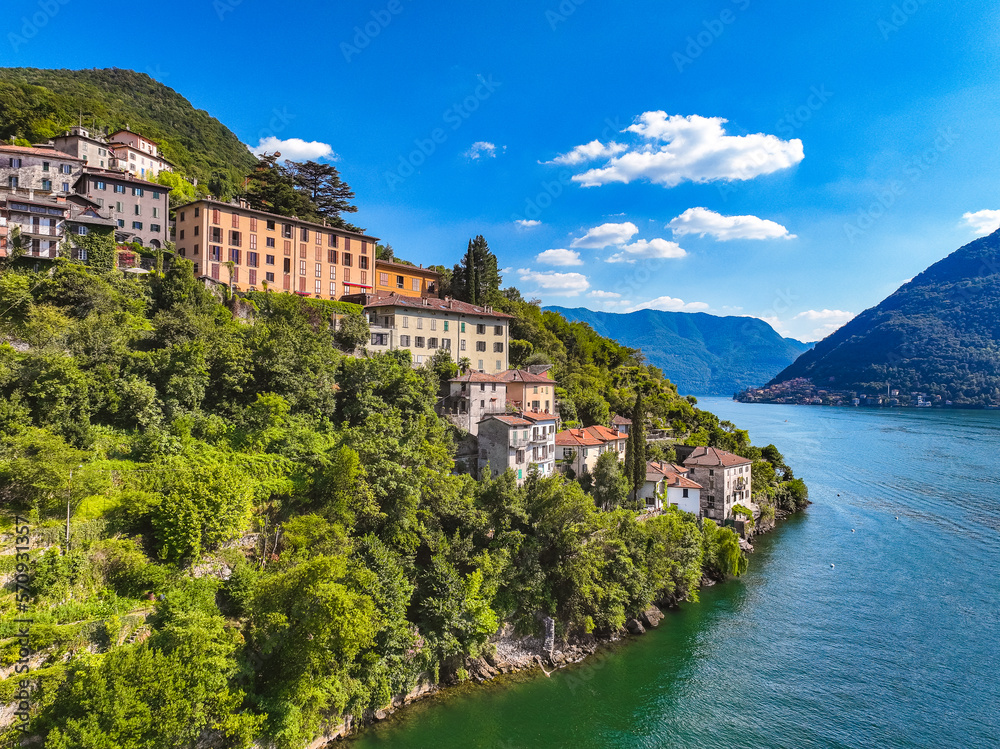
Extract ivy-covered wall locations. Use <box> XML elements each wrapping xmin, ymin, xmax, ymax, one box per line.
<box><xmin>75</xmin><ymin>227</ymin><xmax>117</xmax><ymax>272</ymax></box>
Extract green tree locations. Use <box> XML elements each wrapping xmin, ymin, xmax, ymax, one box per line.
<box><xmin>591</xmin><ymin>450</ymin><xmax>630</xmax><ymax>511</ymax></box>
<box><xmin>333</xmin><ymin>312</ymin><xmax>370</xmax><ymax>352</ymax></box>
<box><xmin>452</xmin><ymin>236</ymin><xmax>501</xmax><ymax>305</ymax></box>
<box><xmin>286</xmin><ymin>160</ymin><xmax>361</xmax><ymax>231</ymax></box>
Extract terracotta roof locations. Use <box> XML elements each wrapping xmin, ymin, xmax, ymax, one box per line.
<box><xmin>664</xmin><ymin>473</ymin><xmax>702</xmax><ymax>490</ymax></box>
<box><xmin>519</xmin><ymin>411</ymin><xmax>557</xmax><ymax>423</ymax></box>
<box><xmin>583</xmin><ymin>425</ymin><xmax>627</xmax><ymax>443</ymax></box>
<box><xmin>450</xmin><ymin>372</ymin><xmax>505</xmax><ymax>383</ymax></box>
<box><xmin>682</xmin><ymin>446</ymin><xmax>752</xmax><ymax>468</ymax></box>
<box><xmin>481</xmin><ymin>414</ymin><xmax>532</xmax><ymax>427</ymax></box>
<box><xmin>611</xmin><ymin>414</ymin><xmax>632</xmax><ymax>425</ymax></box>
<box><xmin>555</xmin><ymin>429</ymin><xmax>603</xmax><ymax>447</ymax></box>
<box><xmin>365</xmin><ymin>293</ymin><xmax>511</xmax><ymax>318</ymax></box>
<box><xmin>374</xmin><ymin>258</ymin><xmax>441</xmax><ymax>276</ymax></box>
<box><xmin>80</xmin><ymin>167</ymin><xmax>169</xmax><ymax>189</ymax></box>
<box><xmin>0</xmin><ymin>144</ymin><xmax>86</xmax><ymax>161</ymax></box>
<box><xmin>497</xmin><ymin>369</ymin><xmax>553</xmax><ymax>383</ymax></box>
<box><xmin>173</xmin><ymin>198</ymin><xmax>380</xmax><ymax>241</ymax></box>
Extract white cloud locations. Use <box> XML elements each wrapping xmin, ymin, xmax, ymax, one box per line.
<box><xmin>588</xmin><ymin>290</ymin><xmax>622</xmax><ymax>299</ymax></box>
<box><xmin>626</xmin><ymin>296</ymin><xmax>710</xmax><ymax>313</ymax></box>
<box><xmin>249</xmin><ymin>136</ymin><xmax>337</xmax><ymax>161</ymax></box>
<box><xmin>565</xmin><ymin>113</ymin><xmax>803</xmax><ymax>188</ymax></box>
<box><xmin>464</xmin><ymin>141</ymin><xmax>500</xmax><ymax>160</ymax></box>
<box><xmin>792</xmin><ymin>309</ymin><xmax>855</xmax><ymax>339</ymax></box>
<box><xmin>514</xmin><ymin>219</ymin><xmax>542</xmax><ymax>228</ymax></box>
<box><xmin>570</xmin><ymin>221</ymin><xmax>638</xmax><ymax>248</ymax></box>
<box><xmin>668</xmin><ymin>207</ymin><xmax>796</xmax><ymax>241</ymax></box>
<box><xmin>962</xmin><ymin>209</ymin><xmax>1000</xmax><ymax>236</ymax></box>
<box><xmin>757</xmin><ymin>315</ymin><xmax>792</xmax><ymax>337</ymax></box>
<box><xmin>516</xmin><ymin>268</ymin><xmax>590</xmax><ymax>296</ymax></box>
<box><xmin>544</xmin><ymin>139</ymin><xmax>629</xmax><ymax>166</ymax></box>
<box><xmin>607</xmin><ymin>238</ymin><xmax>687</xmax><ymax>263</ymax></box>
<box><xmin>535</xmin><ymin>249</ymin><xmax>583</xmax><ymax>266</ymax></box>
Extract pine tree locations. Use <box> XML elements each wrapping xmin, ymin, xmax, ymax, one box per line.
<box><xmin>624</xmin><ymin>424</ymin><xmax>636</xmax><ymax>498</ymax></box>
<box><xmin>454</xmin><ymin>235</ymin><xmax>501</xmax><ymax>305</ymax></box>
<box><xmin>286</xmin><ymin>160</ymin><xmax>360</xmax><ymax>230</ymax></box>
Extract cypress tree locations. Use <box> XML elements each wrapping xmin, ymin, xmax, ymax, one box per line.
<box><xmin>630</xmin><ymin>391</ymin><xmax>646</xmax><ymax>500</ymax></box>
<box><xmin>624</xmin><ymin>425</ymin><xmax>636</xmax><ymax>498</ymax></box>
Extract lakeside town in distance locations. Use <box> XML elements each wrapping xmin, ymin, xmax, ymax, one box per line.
<box><xmin>736</xmin><ymin>377</ymin><xmax>953</xmax><ymax>408</ymax></box>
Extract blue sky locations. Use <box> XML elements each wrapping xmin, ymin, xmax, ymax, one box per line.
<box><xmin>6</xmin><ymin>0</ymin><xmax>1000</xmax><ymax>340</ymax></box>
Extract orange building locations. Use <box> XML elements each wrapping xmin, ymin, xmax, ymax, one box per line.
<box><xmin>173</xmin><ymin>199</ymin><xmax>378</xmax><ymax>299</ymax></box>
<box><xmin>374</xmin><ymin>259</ymin><xmax>441</xmax><ymax>298</ymax></box>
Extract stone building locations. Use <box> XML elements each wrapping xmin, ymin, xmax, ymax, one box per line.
<box><xmin>679</xmin><ymin>446</ymin><xmax>753</xmax><ymax>522</ymax></box>
<box><xmin>477</xmin><ymin>411</ymin><xmax>557</xmax><ymax>484</ymax></box>
<box><xmin>52</xmin><ymin>127</ymin><xmax>115</xmax><ymax>169</ymax></box>
<box><xmin>440</xmin><ymin>372</ymin><xmax>508</xmax><ymax>436</ymax></box>
<box><xmin>75</xmin><ymin>167</ymin><xmax>170</xmax><ymax>248</ymax></box>
<box><xmin>0</xmin><ymin>144</ymin><xmax>84</xmax><ymax>195</ymax></box>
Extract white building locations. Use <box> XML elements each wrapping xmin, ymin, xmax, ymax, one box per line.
<box><xmin>108</xmin><ymin>130</ymin><xmax>174</xmax><ymax>179</ymax></box>
<box><xmin>640</xmin><ymin>461</ymin><xmax>703</xmax><ymax>515</ymax></box>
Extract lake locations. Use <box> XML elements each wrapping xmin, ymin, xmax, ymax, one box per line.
<box><xmin>349</xmin><ymin>399</ymin><xmax>1000</xmax><ymax>748</ymax></box>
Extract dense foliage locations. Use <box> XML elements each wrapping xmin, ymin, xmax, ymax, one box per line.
<box><xmin>0</xmin><ymin>259</ymin><xmax>766</xmax><ymax>748</ymax></box>
<box><xmin>769</xmin><ymin>229</ymin><xmax>1000</xmax><ymax>406</ymax></box>
<box><xmin>0</xmin><ymin>68</ymin><xmax>257</xmax><ymax>186</ymax></box>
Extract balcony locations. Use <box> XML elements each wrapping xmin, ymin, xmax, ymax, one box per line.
<box><xmin>510</xmin><ymin>434</ymin><xmax>530</xmax><ymax>449</ymax></box>
<box><xmin>19</xmin><ymin>225</ymin><xmax>62</xmax><ymax>237</ymax></box>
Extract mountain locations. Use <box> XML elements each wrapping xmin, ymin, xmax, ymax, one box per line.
<box><xmin>768</xmin><ymin>229</ymin><xmax>1000</xmax><ymax>406</ymax></box>
<box><xmin>0</xmin><ymin>67</ymin><xmax>257</xmax><ymax>185</ymax></box>
<box><xmin>545</xmin><ymin>306</ymin><xmax>812</xmax><ymax>396</ymax></box>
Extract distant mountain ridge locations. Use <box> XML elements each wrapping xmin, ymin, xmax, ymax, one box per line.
<box><xmin>545</xmin><ymin>306</ymin><xmax>811</xmax><ymax>396</ymax></box>
<box><xmin>768</xmin><ymin>229</ymin><xmax>1000</xmax><ymax>406</ymax></box>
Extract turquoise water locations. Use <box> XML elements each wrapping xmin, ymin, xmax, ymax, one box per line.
<box><xmin>349</xmin><ymin>400</ymin><xmax>1000</xmax><ymax>748</ymax></box>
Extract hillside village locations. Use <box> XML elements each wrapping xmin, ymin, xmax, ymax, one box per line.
<box><xmin>0</xmin><ymin>126</ymin><xmax>763</xmax><ymax>530</ymax></box>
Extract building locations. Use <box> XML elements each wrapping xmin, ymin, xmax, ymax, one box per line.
<box><xmin>75</xmin><ymin>167</ymin><xmax>170</xmax><ymax>248</ymax></box>
<box><xmin>499</xmin><ymin>368</ymin><xmax>556</xmax><ymax>413</ymax></box>
<box><xmin>477</xmin><ymin>410</ymin><xmax>557</xmax><ymax>484</ymax></box>
<box><xmin>173</xmin><ymin>198</ymin><xmax>377</xmax><ymax>299</ymax></box>
<box><xmin>51</xmin><ymin>127</ymin><xmax>114</xmax><ymax>169</ymax></box>
<box><xmin>611</xmin><ymin>414</ymin><xmax>632</xmax><ymax>435</ymax></box>
<box><xmin>0</xmin><ymin>192</ymin><xmax>115</xmax><ymax>266</ymax></box>
<box><xmin>555</xmin><ymin>424</ymin><xmax>628</xmax><ymax>477</ymax></box>
<box><xmin>640</xmin><ymin>461</ymin><xmax>702</xmax><ymax>514</ymax></box>
<box><xmin>0</xmin><ymin>144</ymin><xmax>85</xmax><ymax>195</ymax></box>
<box><xmin>374</xmin><ymin>259</ymin><xmax>441</xmax><ymax>299</ymax></box>
<box><xmin>555</xmin><ymin>428</ymin><xmax>603</xmax><ymax>476</ymax></box>
<box><xmin>680</xmin><ymin>446</ymin><xmax>753</xmax><ymax>522</ymax></box>
<box><xmin>440</xmin><ymin>372</ymin><xmax>508</xmax><ymax>435</ymax></box>
<box><xmin>108</xmin><ymin>130</ymin><xmax>174</xmax><ymax>178</ymax></box>
<box><xmin>363</xmin><ymin>294</ymin><xmax>511</xmax><ymax>370</ymax></box>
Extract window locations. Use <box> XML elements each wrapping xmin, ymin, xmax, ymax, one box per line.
<box><xmin>328</xmin><ymin>249</ymin><xmax>338</xmax><ymax>264</ymax></box>
<box><xmin>248</xmin><ymin>252</ymin><xmax>259</xmax><ymax>267</ymax></box>
<box><xmin>95</xmin><ymin>181</ymin><xmax>106</xmax><ymax>190</ymax></box>
<box><xmin>494</xmin><ymin>325</ymin><xmax>503</xmax><ymax>335</ymax></box>
<box><xmin>211</xmin><ymin>227</ymin><xmax>222</xmax><ymax>243</ymax></box>
<box><xmin>315</xmin><ymin>280</ymin><xmax>322</xmax><ymax>295</ymax></box>
<box><xmin>283</xmin><ymin>240</ymin><xmax>291</xmax><ymax>256</ymax></box>
<box><xmin>195</xmin><ymin>207</ymin><xmax>200</xmax><ymax>217</ymax></box>
<box><xmin>9</xmin><ymin>158</ymin><xmax>22</xmax><ymax>168</ymax></box>
<box><xmin>709</xmin><ymin>470</ymin><xmax>715</xmax><ymax>476</ymax></box>
<box><xmin>266</xmin><ymin>254</ymin><xmax>275</xmax><ymax>265</ymax></box>
<box><xmin>329</xmin><ymin>266</ymin><xmax>336</xmax><ymax>280</ymax></box>
<box><xmin>114</xmin><ymin>184</ymin><xmax>126</xmax><ymax>194</ymax></box>
<box><xmin>359</xmin><ymin>256</ymin><xmax>369</xmax><ymax>269</ymax></box>
<box><xmin>477</xmin><ymin>324</ymin><xmax>486</xmax><ymax>334</ymax></box>
<box><xmin>299</xmin><ymin>244</ymin><xmax>307</xmax><ymax>258</ymax></box>
<box><xmin>494</xmin><ymin>342</ymin><xmax>504</xmax><ymax>352</ymax></box>
<box><xmin>360</xmin><ymin>270</ymin><xmax>367</xmax><ymax>285</ymax></box>
<box><xmin>402</xmin><ymin>317</ymin><xmax>408</xmax><ymax>328</ymax></box>
<box><xmin>414</xmin><ymin>337</ymin><xmax>425</xmax><ymax>348</ymax></box>
<box><xmin>96</xmin><ymin>198</ymin><xmax>104</xmax><ymax>207</ymax></box>
<box><xmin>380</xmin><ymin>272</ymin><xmax>389</xmax><ymax>286</ymax></box>
<box><xmin>396</xmin><ymin>275</ymin><xmax>404</xmax><ymax>288</ymax></box>
<box><xmin>300</xmin><ymin>227</ymin><xmax>309</xmax><ymax>241</ymax></box>
<box><xmin>41</xmin><ymin>180</ymin><xmax>52</xmax><ymax>191</ymax></box>
<box><xmin>249</xmin><ymin>269</ymin><xmax>257</xmax><ymax>286</ymax></box>
<box><xmin>153</xmin><ymin>207</ymin><xmax>160</xmax><ymax>219</ymax></box>
<box><xmin>77</xmin><ymin>225</ymin><xmax>88</xmax><ymax>236</ymax></box>
<box><xmin>231</xmin><ymin>213</ymin><xmax>240</xmax><ymax>228</ymax></box>
<box><xmin>115</xmin><ymin>202</ymin><xmax>123</xmax><ymax>213</ymax></box>
<box><xmin>329</xmin><ymin>281</ymin><xmax>336</xmax><ymax>296</ymax></box>
<box><xmin>151</xmin><ymin>224</ymin><xmax>161</xmax><ymax>233</ymax></box>
<box><xmin>211</xmin><ymin>263</ymin><xmax>220</xmax><ymax>280</ymax></box>
<box><xmin>400</xmin><ymin>335</ymin><xmax>411</xmax><ymax>346</ymax></box>
<box><xmin>343</xmin><ymin>253</ymin><xmax>352</xmax><ymax>267</ymax></box>
<box><xmin>266</xmin><ymin>271</ymin><xmax>275</xmax><ymax>282</ymax></box>
<box><xmin>430</xmin><ymin>319</ymin><xmax>437</xmax><ymax>331</ymax></box>
<box><xmin>133</xmin><ymin>187</ymin><xmax>144</xmax><ymax>197</ymax></box>
<box><xmin>230</xmin><ymin>231</ymin><xmax>241</xmax><ymax>247</ymax></box>
<box><xmin>283</xmin><ymin>258</ymin><xmax>291</xmax><ymax>273</ymax></box>
<box><xmin>7</xmin><ymin>177</ymin><xmax>17</xmax><ymax>188</ymax></box>
<box><xmin>266</xmin><ymin>237</ymin><xmax>275</xmax><ymax>248</ymax></box>
<box><xmin>299</xmin><ymin>260</ymin><xmax>306</xmax><ymax>275</ymax></box>
<box><xmin>42</xmin><ymin>161</ymin><xmax>50</xmax><ymax>172</ymax></box>
<box><xmin>343</xmin><ymin>268</ymin><xmax>350</xmax><ymax>283</ymax></box>
<box><xmin>371</xmin><ymin>333</ymin><xmax>389</xmax><ymax>346</ymax></box>
<box><xmin>194</xmin><ymin>226</ymin><xmax>200</xmax><ymax>236</ymax></box>
<box><xmin>282</xmin><ymin>224</ymin><xmax>292</xmax><ymax>238</ymax></box>
<box><xmin>328</xmin><ymin>233</ymin><xmax>337</xmax><ymax>247</ymax></box>
<box><xmin>416</xmin><ymin>318</ymin><xmax>423</xmax><ymax>330</ymax></box>
<box><xmin>476</xmin><ymin>341</ymin><xmax>486</xmax><ymax>352</ymax></box>
<box><xmin>61</xmin><ymin>164</ymin><xmax>72</xmax><ymax>175</ymax></box>
<box><xmin>460</xmin><ymin>339</ymin><xmax>467</xmax><ymax>351</ymax></box>
<box><xmin>180</xmin><ymin>230</ymin><xmax>185</xmax><ymax>240</ymax></box>
<box><xmin>428</xmin><ymin>338</ymin><xmax>438</xmax><ymax>348</ymax></box>
<box><xmin>249</xmin><ymin>234</ymin><xmax>257</xmax><ymax>250</ymax></box>
<box><xmin>266</xmin><ymin>219</ymin><xmax>275</xmax><ymax>230</ymax></box>
<box><xmin>61</xmin><ymin>182</ymin><xmax>69</xmax><ymax>193</ymax></box>
<box><xmin>229</xmin><ymin>249</ymin><xmax>241</xmax><ymax>264</ymax></box>
<box><xmin>315</xmin><ymin>263</ymin><xmax>322</xmax><ymax>278</ymax></box>
<box><xmin>478</xmin><ymin>359</ymin><xmax>484</xmax><ymax>370</ymax></box>
<box><xmin>116</xmin><ymin>219</ymin><xmax>125</xmax><ymax>228</ymax></box>
<box><xmin>412</xmin><ymin>278</ymin><xmax>420</xmax><ymax>291</ymax></box>
<box><xmin>461</xmin><ymin>322</ymin><xmax>466</xmax><ymax>333</ymax></box>
<box><xmin>193</xmin><ymin>244</ymin><xmax>199</xmax><ymax>256</ymax></box>
<box><xmin>135</xmin><ymin>205</ymin><xmax>141</xmax><ymax>215</ymax></box>
<box><xmin>444</xmin><ymin>321</ymin><xmax>449</xmax><ymax>332</ymax></box>
<box><xmin>153</xmin><ymin>191</ymin><xmax>161</xmax><ymax>200</ymax></box>
<box><xmin>132</xmin><ymin>221</ymin><xmax>143</xmax><ymax>230</ymax></box>
<box><xmin>212</xmin><ymin>209</ymin><xmax>221</xmax><ymax>224</ymax></box>
<box><xmin>231</xmin><ymin>266</ymin><xmax>239</xmax><ymax>283</ymax></box>
<box><xmin>442</xmin><ymin>338</ymin><xmax>452</xmax><ymax>350</ymax></box>
<box><xmin>210</xmin><ymin>246</ymin><xmax>221</xmax><ymax>261</ymax></box>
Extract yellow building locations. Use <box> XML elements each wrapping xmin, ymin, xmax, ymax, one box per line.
<box><xmin>375</xmin><ymin>259</ymin><xmax>441</xmax><ymax>298</ymax></box>
<box><xmin>173</xmin><ymin>198</ymin><xmax>378</xmax><ymax>300</ymax></box>
<box><xmin>364</xmin><ymin>294</ymin><xmax>511</xmax><ymax>370</ymax></box>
